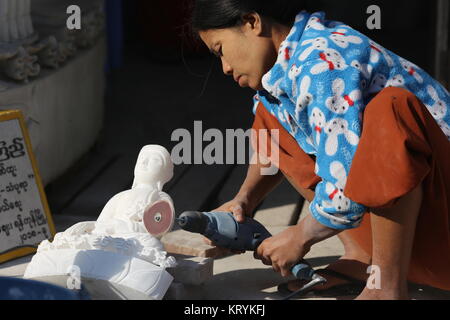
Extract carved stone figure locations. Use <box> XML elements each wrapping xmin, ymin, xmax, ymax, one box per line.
<box><xmin>0</xmin><ymin>0</ymin><xmax>35</xmax><ymax>43</ymax></box>
<box><xmin>0</xmin><ymin>44</ymin><xmax>40</xmax><ymax>82</ymax></box>
<box><xmin>24</xmin><ymin>145</ymin><xmax>177</xmax><ymax>300</ymax></box>
<box><xmin>0</xmin><ymin>0</ymin><xmax>105</xmax><ymax>82</ymax></box>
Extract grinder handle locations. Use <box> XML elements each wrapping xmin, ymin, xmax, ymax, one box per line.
<box><xmin>291</xmin><ymin>262</ymin><xmax>317</xmax><ymax>281</ymax></box>
<box><xmin>254</xmin><ymin>238</ymin><xmax>319</xmax><ymax>282</ymax></box>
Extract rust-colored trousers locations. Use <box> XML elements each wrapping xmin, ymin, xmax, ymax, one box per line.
<box><xmin>252</xmin><ymin>87</ymin><xmax>450</xmax><ymax>290</ymax></box>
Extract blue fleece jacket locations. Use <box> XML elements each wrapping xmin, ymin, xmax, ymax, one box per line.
<box><xmin>254</xmin><ymin>11</ymin><xmax>450</xmax><ymax>230</ymax></box>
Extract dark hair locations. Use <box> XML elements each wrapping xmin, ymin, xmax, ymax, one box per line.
<box><xmin>191</xmin><ymin>0</ymin><xmax>309</xmax><ymax>32</ymax></box>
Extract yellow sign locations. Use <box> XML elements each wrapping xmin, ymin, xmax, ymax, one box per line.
<box><xmin>0</xmin><ymin>110</ymin><xmax>56</xmax><ymax>264</ymax></box>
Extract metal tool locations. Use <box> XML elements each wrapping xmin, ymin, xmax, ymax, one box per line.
<box><xmin>143</xmin><ymin>200</ymin><xmax>175</xmax><ymax>238</ymax></box>
<box><xmin>177</xmin><ymin>211</ymin><xmax>327</xmax><ymax>299</ymax></box>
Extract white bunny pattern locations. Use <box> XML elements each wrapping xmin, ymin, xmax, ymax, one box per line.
<box><xmin>426</xmin><ymin>85</ymin><xmax>450</xmax><ymax>139</ymax></box>
<box><xmin>299</xmin><ymin>37</ymin><xmax>328</xmax><ymax>61</ymax></box>
<box><xmin>325</xmin><ymin>78</ymin><xmax>362</xmax><ymax>114</ymax></box>
<box><xmin>314</xmin><ymin>161</ymin><xmax>363</xmax><ymax>227</ymax></box>
<box><xmin>305</xmin><ymin>16</ymin><xmax>325</xmax><ymax>31</ymax></box>
<box><xmin>295</xmin><ymin>75</ymin><xmax>314</xmax><ymax>116</ymax></box>
<box><xmin>399</xmin><ymin>58</ymin><xmax>424</xmax><ymax>84</ymax></box>
<box><xmin>330</xmin><ymin>29</ymin><xmax>363</xmax><ymax>48</ymax></box>
<box><xmin>309</xmin><ymin>107</ymin><xmax>326</xmax><ymax>146</ymax></box>
<box><xmin>311</xmin><ymin>48</ymin><xmax>348</xmax><ymax>75</ymax></box>
<box><xmin>288</xmin><ymin>64</ymin><xmax>303</xmax><ymax>96</ymax></box>
<box><xmin>369</xmin><ymin>41</ymin><xmax>394</xmax><ymax>67</ymax></box>
<box><xmin>324</xmin><ymin>161</ymin><xmax>351</xmax><ymax>213</ymax></box>
<box><xmin>323</xmin><ymin>118</ymin><xmax>360</xmax><ymax>156</ymax></box>
<box><xmin>426</xmin><ymin>85</ymin><xmax>448</xmax><ymax>120</ymax></box>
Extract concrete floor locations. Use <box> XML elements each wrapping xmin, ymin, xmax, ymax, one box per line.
<box><xmin>206</xmin><ymin>226</ymin><xmax>450</xmax><ymax>301</ymax></box>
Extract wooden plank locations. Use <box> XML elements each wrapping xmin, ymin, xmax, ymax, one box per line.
<box><xmin>161</xmin><ymin>229</ymin><xmax>230</xmax><ymax>258</ymax></box>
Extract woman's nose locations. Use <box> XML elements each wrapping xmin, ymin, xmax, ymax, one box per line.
<box><xmin>221</xmin><ymin>58</ymin><xmax>233</xmax><ymax>76</ymax></box>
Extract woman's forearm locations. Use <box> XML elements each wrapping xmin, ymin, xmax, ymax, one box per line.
<box><xmin>236</xmin><ymin>155</ymin><xmax>340</xmax><ymax>247</ymax></box>
<box><xmin>236</xmin><ymin>155</ymin><xmax>284</xmax><ymax>212</ymax></box>
<box><xmin>281</xmin><ymin>174</ymin><xmax>339</xmax><ymax>246</ymax></box>
<box><xmin>297</xmin><ymin>213</ymin><xmax>342</xmax><ymax>250</ymax></box>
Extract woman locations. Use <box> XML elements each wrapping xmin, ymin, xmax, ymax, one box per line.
<box><xmin>190</xmin><ymin>0</ymin><xmax>450</xmax><ymax>300</ymax></box>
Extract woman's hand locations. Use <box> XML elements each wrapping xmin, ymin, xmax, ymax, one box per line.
<box><xmin>202</xmin><ymin>194</ymin><xmax>256</xmax><ymax>253</ymax></box>
<box><xmin>214</xmin><ymin>194</ymin><xmax>256</xmax><ymax>223</ymax></box>
<box><xmin>255</xmin><ymin>214</ymin><xmax>341</xmax><ymax>277</ymax></box>
<box><xmin>255</xmin><ymin>224</ymin><xmax>311</xmax><ymax>277</ymax></box>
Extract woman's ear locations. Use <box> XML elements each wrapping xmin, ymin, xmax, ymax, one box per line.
<box><xmin>241</xmin><ymin>12</ymin><xmax>264</xmax><ymax>36</ymax></box>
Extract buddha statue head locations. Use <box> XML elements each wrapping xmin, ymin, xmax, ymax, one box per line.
<box><xmin>132</xmin><ymin>145</ymin><xmax>174</xmax><ymax>190</ymax></box>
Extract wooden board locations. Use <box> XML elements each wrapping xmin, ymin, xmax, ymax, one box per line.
<box><xmin>0</xmin><ymin>110</ymin><xmax>56</xmax><ymax>264</ymax></box>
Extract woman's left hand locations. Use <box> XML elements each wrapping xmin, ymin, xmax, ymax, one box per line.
<box><xmin>255</xmin><ymin>225</ymin><xmax>311</xmax><ymax>277</ymax></box>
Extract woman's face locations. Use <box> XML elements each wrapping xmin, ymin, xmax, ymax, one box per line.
<box><xmin>199</xmin><ymin>15</ymin><xmax>277</xmax><ymax>91</ymax></box>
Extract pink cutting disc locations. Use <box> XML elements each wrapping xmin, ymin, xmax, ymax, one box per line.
<box><xmin>143</xmin><ymin>200</ymin><xmax>174</xmax><ymax>237</ymax></box>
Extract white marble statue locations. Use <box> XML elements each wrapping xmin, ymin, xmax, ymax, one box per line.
<box><xmin>96</xmin><ymin>144</ymin><xmax>175</xmax><ymax>233</ymax></box>
<box><xmin>24</xmin><ymin>145</ymin><xmax>177</xmax><ymax>299</ymax></box>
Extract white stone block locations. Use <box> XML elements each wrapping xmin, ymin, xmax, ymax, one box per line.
<box><xmin>24</xmin><ymin>249</ymin><xmax>174</xmax><ymax>300</ymax></box>
<box><xmin>167</xmin><ymin>255</ymin><xmax>214</xmax><ymax>286</ymax></box>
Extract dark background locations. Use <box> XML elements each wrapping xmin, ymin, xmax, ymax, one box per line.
<box><xmin>120</xmin><ymin>0</ymin><xmax>439</xmax><ymax>74</ymax></box>
<box><xmin>107</xmin><ymin>0</ymin><xmax>444</xmax><ymax>160</ymax></box>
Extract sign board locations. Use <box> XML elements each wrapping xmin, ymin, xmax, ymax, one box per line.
<box><xmin>0</xmin><ymin>110</ymin><xmax>56</xmax><ymax>264</ymax></box>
